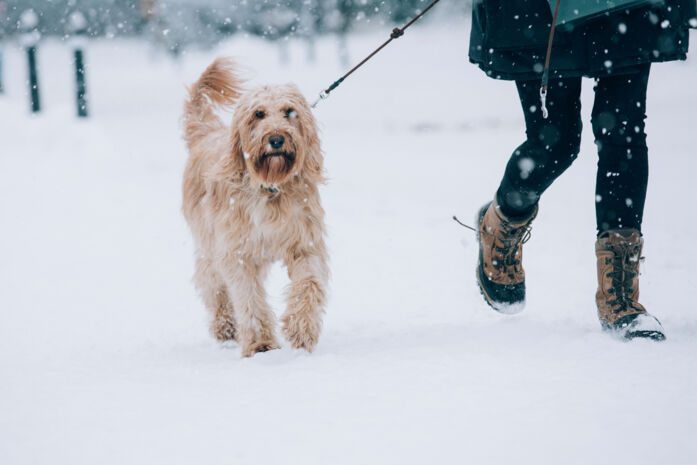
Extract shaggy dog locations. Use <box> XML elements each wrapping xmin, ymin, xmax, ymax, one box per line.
<box><xmin>181</xmin><ymin>58</ymin><xmax>328</xmax><ymax>357</ymax></box>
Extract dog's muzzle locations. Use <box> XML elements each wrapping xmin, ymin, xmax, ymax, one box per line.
<box><xmin>254</xmin><ymin>151</ymin><xmax>297</xmax><ymax>184</ymax></box>
<box><xmin>259</xmin><ymin>151</ymin><xmax>296</xmax><ymax>164</ymax></box>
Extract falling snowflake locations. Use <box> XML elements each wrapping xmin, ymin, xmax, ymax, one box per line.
<box><xmin>518</xmin><ymin>158</ymin><xmax>535</xmax><ymax>180</ymax></box>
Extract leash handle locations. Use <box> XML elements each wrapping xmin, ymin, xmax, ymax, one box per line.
<box><xmin>539</xmin><ymin>87</ymin><xmax>548</xmax><ymax>119</ymax></box>
<box><xmin>540</xmin><ymin>0</ymin><xmax>561</xmax><ymax>119</ymax></box>
<box><xmin>311</xmin><ymin>0</ymin><xmax>442</xmax><ymax>109</ymax></box>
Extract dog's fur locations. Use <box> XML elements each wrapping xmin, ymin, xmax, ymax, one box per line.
<box><xmin>181</xmin><ymin>58</ymin><xmax>328</xmax><ymax>357</ymax></box>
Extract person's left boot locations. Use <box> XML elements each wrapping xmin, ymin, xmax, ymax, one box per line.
<box><xmin>595</xmin><ymin>229</ymin><xmax>666</xmax><ymax>341</ymax></box>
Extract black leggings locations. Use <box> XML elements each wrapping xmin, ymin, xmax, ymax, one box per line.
<box><xmin>496</xmin><ymin>64</ymin><xmax>651</xmax><ymax>233</ymax></box>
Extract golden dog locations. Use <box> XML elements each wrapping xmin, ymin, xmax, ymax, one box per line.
<box><xmin>181</xmin><ymin>58</ymin><xmax>328</xmax><ymax>357</ymax></box>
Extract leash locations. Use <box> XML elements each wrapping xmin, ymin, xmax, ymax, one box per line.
<box><xmin>311</xmin><ymin>0</ymin><xmax>444</xmax><ymax>108</ymax></box>
<box><xmin>540</xmin><ymin>0</ymin><xmax>561</xmax><ymax>119</ymax></box>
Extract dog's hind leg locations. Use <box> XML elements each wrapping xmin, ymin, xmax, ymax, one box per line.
<box><xmin>281</xmin><ymin>251</ymin><xmax>329</xmax><ymax>353</ymax></box>
<box><xmin>224</xmin><ymin>260</ymin><xmax>279</xmax><ymax>357</ymax></box>
<box><xmin>194</xmin><ymin>255</ymin><xmax>237</xmax><ymax>342</ymax></box>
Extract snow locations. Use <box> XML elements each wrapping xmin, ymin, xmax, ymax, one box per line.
<box><xmin>626</xmin><ymin>314</ymin><xmax>664</xmax><ymax>333</ymax></box>
<box><xmin>518</xmin><ymin>157</ymin><xmax>535</xmax><ymax>179</ymax></box>
<box><xmin>18</xmin><ymin>9</ymin><xmax>39</xmax><ymax>30</ymax></box>
<box><xmin>1</xmin><ymin>23</ymin><xmax>697</xmax><ymax>465</ymax></box>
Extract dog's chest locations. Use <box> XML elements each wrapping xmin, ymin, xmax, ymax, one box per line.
<box><xmin>250</xmin><ymin>202</ymin><xmax>284</xmax><ymax>234</ymax></box>
<box><xmin>243</xmin><ymin>197</ymin><xmax>304</xmax><ymax>255</ymax></box>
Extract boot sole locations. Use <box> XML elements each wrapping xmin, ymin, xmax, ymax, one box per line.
<box><xmin>601</xmin><ymin>316</ymin><xmax>667</xmax><ymax>341</ymax></box>
<box><xmin>602</xmin><ymin>325</ymin><xmax>666</xmax><ymax>341</ymax></box>
<box><xmin>627</xmin><ymin>330</ymin><xmax>666</xmax><ymax>341</ymax></box>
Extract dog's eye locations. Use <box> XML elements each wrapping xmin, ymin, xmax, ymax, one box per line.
<box><xmin>285</xmin><ymin>109</ymin><xmax>298</xmax><ymax>119</ymax></box>
<box><xmin>255</xmin><ymin>111</ymin><xmax>266</xmax><ymax>119</ymax></box>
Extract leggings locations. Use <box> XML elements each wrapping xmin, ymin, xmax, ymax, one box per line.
<box><xmin>496</xmin><ymin>64</ymin><xmax>651</xmax><ymax>234</ymax></box>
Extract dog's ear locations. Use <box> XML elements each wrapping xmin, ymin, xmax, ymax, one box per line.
<box><xmin>298</xmin><ymin>101</ymin><xmax>325</xmax><ymax>184</ymax></box>
<box><xmin>206</xmin><ymin>129</ymin><xmax>246</xmax><ymax>183</ymax></box>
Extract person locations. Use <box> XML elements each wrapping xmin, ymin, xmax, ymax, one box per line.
<box><xmin>468</xmin><ymin>0</ymin><xmax>697</xmax><ymax>340</ymax></box>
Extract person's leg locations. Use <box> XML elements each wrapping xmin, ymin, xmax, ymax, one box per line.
<box><xmin>591</xmin><ymin>64</ymin><xmax>664</xmax><ymax>340</ymax></box>
<box><xmin>497</xmin><ymin>78</ymin><xmax>583</xmax><ymax>218</ymax></box>
<box><xmin>592</xmin><ymin>65</ymin><xmax>650</xmax><ymax>233</ymax></box>
<box><xmin>477</xmin><ymin>77</ymin><xmax>582</xmax><ymax>312</ymax></box>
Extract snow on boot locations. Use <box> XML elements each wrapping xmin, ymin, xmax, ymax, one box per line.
<box><xmin>476</xmin><ymin>199</ymin><xmax>537</xmax><ymax>314</ymax></box>
<box><xmin>595</xmin><ymin>229</ymin><xmax>666</xmax><ymax>341</ymax></box>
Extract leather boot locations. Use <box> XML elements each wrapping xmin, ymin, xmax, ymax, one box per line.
<box><xmin>476</xmin><ymin>198</ymin><xmax>537</xmax><ymax>313</ymax></box>
<box><xmin>595</xmin><ymin>229</ymin><xmax>665</xmax><ymax>340</ymax></box>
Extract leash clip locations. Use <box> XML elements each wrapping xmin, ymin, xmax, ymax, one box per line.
<box><xmin>311</xmin><ymin>90</ymin><xmax>329</xmax><ymax>109</ymax></box>
<box><xmin>539</xmin><ymin>87</ymin><xmax>549</xmax><ymax>119</ymax></box>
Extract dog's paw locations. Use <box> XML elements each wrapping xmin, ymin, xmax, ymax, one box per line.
<box><xmin>281</xmin><ymin>312</ymin><xmax>321</xmax><ymax>353</ymax></box>
<box><xmin>241</xmin><ymin>339</ymin><xmax>280</xmax><ymax>358</ymax></box>
<box><xmin>211</xmin><ymin>315</ymin><xmax>237</xmax><ymax>342</ymax></box>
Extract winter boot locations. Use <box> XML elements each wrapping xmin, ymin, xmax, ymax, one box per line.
<box><xmin>476</xmin><ymin>198</ymin><xmax>537</xmax><ymax>313</ymax></box>
<box><xmin>595</xmin><ymin>229</ymin><xmax>665</xmax><ymax>341</ymax></box>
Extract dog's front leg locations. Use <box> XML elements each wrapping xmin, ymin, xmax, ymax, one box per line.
<box><xmin>225</xmin><ymin>259</ymin><xmax>279</xmax><ymax>357</ymax></box>
<box><xmin>282</xmin><ymin>250</ymin><xmax>329</xmax><ymax>352</ymax></box>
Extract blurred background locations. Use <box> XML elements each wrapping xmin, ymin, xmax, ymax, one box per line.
<box><xmin>0</xmin><ymin>0</ymin><xmax>471</xmax><ymax>117</ymax></box>
<box><xmin>0</xmin><ymin>0</ymin><xmax>469</xmax><ymax>61</ymax></box>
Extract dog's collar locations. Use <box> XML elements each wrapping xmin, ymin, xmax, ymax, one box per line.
<box><xmin>261</xmin><ymin>185</ymin><xmax>280</xmax><ymax>195</ymax></box>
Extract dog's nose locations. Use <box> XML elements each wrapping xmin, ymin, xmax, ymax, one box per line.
<box><xmin>269</xmin><ymin>134</ymin><xmax>285</xmax><ymax>150</ymax></box>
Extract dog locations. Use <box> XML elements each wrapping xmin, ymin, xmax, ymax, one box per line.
<box><xmin>181</xmin><ymin>58</ymin><xmax>328</xmax><ymax>357</ymax></box>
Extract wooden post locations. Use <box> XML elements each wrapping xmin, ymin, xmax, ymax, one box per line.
<box><xmin>0</xmin><ymin>46</ymin><xmax>4</xmax><ymax>94</ymax></box>
<box><xmin>74</xmin><ymin>48</ymin><xmax>87</xmax><ymax>117</ymax></box>
<box><xmin>20</xmin><ymin>9</ymin><xmax>41</xmax><ymax>113</ymax></box>
<box><xmin>27</xmin><ymin>46</ymin><xmax>40</xmax><ymax>112</ymax></box>
<box><xmin>68</xmin><ymin>11</ymin><xmax>88</xmax><ymax>117</ymax></box>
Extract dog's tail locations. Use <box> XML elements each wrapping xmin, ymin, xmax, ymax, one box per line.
<box><xmin>183</xmin><ymin>58</ymin><xmax>243</xmax><ymax>150</ymax></box>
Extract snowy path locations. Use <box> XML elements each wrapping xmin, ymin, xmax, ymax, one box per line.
<box><xmin>1</xmin><ymin>23</ymin><xmax>696</xmax><ymax>465</ymax></box>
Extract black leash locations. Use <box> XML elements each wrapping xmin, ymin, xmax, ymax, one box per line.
<box><xmin>311</xmin><ymin>0</ymin><xmax>444</xmax><ymax>108</ymax></box>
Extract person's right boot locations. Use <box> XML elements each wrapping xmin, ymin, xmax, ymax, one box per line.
<box><xmin>476</xmin><ymin>198</ymin><xmax>537</xmax><ymax>314</ymax></box>
<box><xmin>595</xmin><ymin>229</ymin><xmax>665</xmax><ymax>341</ymax></box>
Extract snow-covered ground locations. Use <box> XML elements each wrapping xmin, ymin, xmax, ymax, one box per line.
<box><xmin>1</xmin><ymin>19</ymin><xmax>696</xmax><ymax>465</ymax></box>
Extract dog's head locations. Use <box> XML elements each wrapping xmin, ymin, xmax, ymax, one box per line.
<box><xmin>228</xmin><ymin>84</ymin><xmax>322</xmax><ymax>188</ymax></box>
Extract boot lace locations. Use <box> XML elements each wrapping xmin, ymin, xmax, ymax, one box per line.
<box><xmin>605</xmin><ymin>243</ymin><xmax>643</xmax><ymax>315</ymax></box>
<box><xmin>493</xmin><ymin>222</ymin><xmax>532</xmax><ymax>272</ymax></box>
<box><xmin>451</xmin><ymin>214</ymin><xmax>532</xmax><ymax>275</ymax></box>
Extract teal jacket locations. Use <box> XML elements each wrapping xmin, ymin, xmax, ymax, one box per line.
<box><xmin>469</xmin><ymin>0</ymin><xmax>697</xmax><ymax>80</ymax></box>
